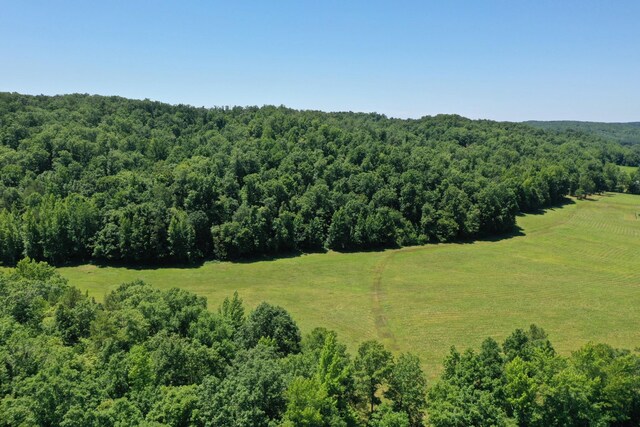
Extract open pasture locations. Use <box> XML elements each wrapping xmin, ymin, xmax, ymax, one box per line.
<box><xmin>60</xmin><ymin>193</ymin><xmax>640</xmax><ymax>376</ymax></box>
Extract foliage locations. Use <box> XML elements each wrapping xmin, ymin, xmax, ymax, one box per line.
<box><xmin>354</xmin><ymin>340</ymin><xmax>394</xmax><ymax>416</ymax></box>
<box><xmin>238</xmin><ymin>301</ymin><xmax>302</xmax><ymax>355</ymax></box>
<box><xmin>0</xmin><ymin>93</ymin><xmax>635</xmax><ymax>265</ymax></box>
<box><xmin>281</xmin><ymin>377</ymin><xmax>345</xmax><ymax>427</ymax></box>
<box><xmin>526</xmin><ymin>120</ymin><xmax>640</xmax><ymax>147</ymax></box>
<box><xmin>386</xmin><ymin>353</ymin><xmax>428</xmax><ymax>426</ymax></box>
<box><xmin>1</xmin><ymin>258</ymin><xmax>639</xmax><ymax>426</ymax></box>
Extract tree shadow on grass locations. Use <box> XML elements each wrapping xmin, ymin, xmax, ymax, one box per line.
<box><xmin>470</xmin><ymin>226</ymin><xmax>526</xmax><ymax>243</ymax></box>
<box><xmin>225</xmin><ymin>248</ymin><xmax>327</xmax><ymax>264</ymax></box>
<box><xmin>62</xmin><ymin>198</ymin><xmax>577</xmax><ymax>270</ymax></box>
<box><xmin>63</xmin><ymin>258</ymin><xmax>209</xmax><ymax>271</ymax></box>
<box><xmin>201</xmin><ymin>200</ymin><xmax>578</xmax><ymax>262</ymax></box>
<box><xmin>83</xmin><ymin>248</ymin><xmax>330</xmax><ymax>270</ymax></box>
<box><xmin>581</xmin><ymin>191</ymin><xmax>619</xmax><ymax>200</ymax></box>
<box><xmin>516</xmin><ymin>197</ymin><xmax>576</xmax><ymax>216</ymax></box>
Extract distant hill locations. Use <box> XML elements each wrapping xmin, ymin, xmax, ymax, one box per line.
<box><xmin>525</xmin><ymin>121</ymin><xmax>640</xmax><ymax>145</ymax></box>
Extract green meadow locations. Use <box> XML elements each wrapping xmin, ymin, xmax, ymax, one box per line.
<box><xmin>620</xmin><ymin>164</ymin><xmax>638</xmax><ymax>175</ymax></box>
<box><xmin>58</xmin><ymin>193</ymin><xmax>639</xmax><ymax>377</ymax></box>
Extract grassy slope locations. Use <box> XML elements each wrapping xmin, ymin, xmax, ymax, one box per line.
<box><xmin>58</xmin><ymin>193</ymin><xmax>639</xmax><ymax>377</ymax></box>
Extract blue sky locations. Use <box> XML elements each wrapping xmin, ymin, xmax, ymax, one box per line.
<box><xmin>1</xmin><ymin>1</ymin><xmax>638</xmax><ymax>121</ymax></box>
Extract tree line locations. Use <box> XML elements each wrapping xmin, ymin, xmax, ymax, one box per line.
<box><xmin>526</xmin><ymin>120</ymin><xmax>640</xmax><ymax>149</ymax></box>
<box><xmin>1</xmin><ymin>258</ymin><xmax>639</xmax><ymax>426</ymax></box>
<box><xmin>0</xmin><ymin>93</ymin><xmax>638</xmax><ymax>265</ymax></box>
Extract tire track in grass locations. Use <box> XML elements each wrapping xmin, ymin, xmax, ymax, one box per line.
<box><xmin>371</xmin><ymin>251</ymin><xmax>398</xmax><ymax>349</ymax></box>
<box><xmin>371</xmin><ymin>245</ymin><xmax>427</xmax><ymax>350</ymax></box>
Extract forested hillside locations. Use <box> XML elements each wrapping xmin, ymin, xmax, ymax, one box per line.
<box><xmin>1</xmin><ymin>259</ymin><xmax>639</xmax><ymax>426</ymax></box>
<box><xmin>0</xmin><ymin>93</ymin><xmax>637</xmax><ymax>265</ymax></box>
<box><xmin>526</xmin><ymin>121</ymin><xmax>640</xmax><ymax>158</ymax></box>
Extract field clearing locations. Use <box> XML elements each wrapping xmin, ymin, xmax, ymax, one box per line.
<box><xmin>55</xmin><ymin>193</ymin><xmax>639</xmax><ymax>377</ymax></box>
<box><xmin>620</xmin><ymin>165</ymin><xmax>638</xmax><ymax>175</ymax></box>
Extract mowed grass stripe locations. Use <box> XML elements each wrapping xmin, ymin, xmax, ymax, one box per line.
<box><xmin>52</xmin><ymin>193</ymin><xmax>640</xmax><ymax>378</ymax></box>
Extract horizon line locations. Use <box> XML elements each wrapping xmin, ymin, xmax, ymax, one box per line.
<box><xmin>2</xmin><ymin>90</ymin><xmax>638</xmax><ymax>125</ymax></box>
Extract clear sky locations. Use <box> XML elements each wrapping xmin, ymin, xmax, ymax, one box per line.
<box><xmin>1</xmin><ymin>1</ymin><xmax>638</xmax><ymax>121</ymax></box>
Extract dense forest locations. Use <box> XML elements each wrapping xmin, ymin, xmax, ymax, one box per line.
<box><xmin>526</xmin><ymin>121</ymin><xmax>640</xmax><ymax>149</ymax></box>
<box><xmin>0</xmin><ymin>258</ymin><xmax>638</xmax><ymax>427</ymax></box>
<box><xmin>0</xmin><ymin>92</ymin><xmax>639</xmax><ymax>265</ymax></box>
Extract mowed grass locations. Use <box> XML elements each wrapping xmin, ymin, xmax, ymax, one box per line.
<box><xmin>57</xmin><ymin>193</ymin><xmax>639</xmax><ymax>377</ymax></box>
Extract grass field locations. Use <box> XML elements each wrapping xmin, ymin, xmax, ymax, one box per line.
<box><xmin>620</xmin><ymin>165</ymin><xmax>638</xmax><ymax>175</ymax></box>
<box><xmin>56</xmin><ymin>193</ymin><xmax>639</xmax><ymax>377</ymax></box>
